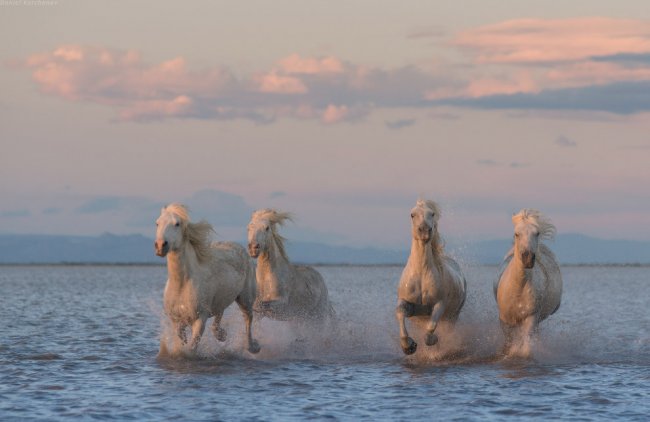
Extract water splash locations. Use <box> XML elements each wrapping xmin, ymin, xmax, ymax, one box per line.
<box><xmin>155</xmin><ymin>265</ymin><xmax>649</xmax><ymax>367</ymax></box>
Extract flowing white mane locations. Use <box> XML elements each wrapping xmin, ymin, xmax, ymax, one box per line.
<box><xmin>251</xmin><ymin>208</ymin><xmax>293</xmax><ymax>260</ymax></box>
<box><xmin>164</xmin><ymin>203</ymin><xmax>215</xmax><ymax>263</ymax></box>
<box><xmin>512</xmin><ymin>208</ymin><xmax>556</xmax><ymax>240</ymax></box>
<box><xmin>416</xmin><ymin>198</ymin><xmax>444</xmax><ymax>257</ymax></box>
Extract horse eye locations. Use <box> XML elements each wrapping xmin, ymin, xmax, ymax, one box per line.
<box><xmin>410</xmin><ymin>213</ymin><xmax>415</xmax><ymax>218</ymax></box>
<box><xmin>175</xmin><ymin>222</ymin><xmax>180</xmax><ymax>227</ymax></box>
<box><xmin>515</xmin><ymin>233</ymin><xmax>520</xmax><ymax>237</ymax></box>
<box><xmin>265</xmin><ymin>226</ymin><xmax>270</xmax><ymax>231</ymax></box>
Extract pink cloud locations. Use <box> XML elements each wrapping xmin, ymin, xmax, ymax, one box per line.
<box><xmin>321</xmin><ymin>104</ymin><xmax>349</xmax><ymax>124</ymax></box>
<box><xmin>118</xmin><ymin>95</ymin><xmax>193</xmax><ymax>121</ymax></box>
<box><xmin>53</xmin><ymin>46</ymin><xmax>84</xmax><ymax>62</ymax></box>
<box><xmin>254</xmin><ymin>71</ymin><xmax>307</xmax><ymax>94</ymax></box>
<box><xmin>17</xmin><ymin>25</ymin><xmax>650</xmax><ymax>124</ymax></box>
<box><xmin>20</xmin><ymin>46</ymin><xmax>450</xmax><ymax>123</ymax></box>
<box><xmin>277</xmin><ymin>54</ymin><xmax>344</xmax><ymax>74</ymax></box>
<box><xmin>458</xmin><ymin>71</ymin><xmax>540</xmax><ymax>98</ymax></box>
<box><xmin>21</xmin><ymin>45</ymin><xmax>234</xmax><ymax>115</ymax></box>
<box><xmin>545</xmin><ymin>61</ymin><xmax>650</xmax><ymax>87</ymax></box>
<box><xmin>252</xmin><ymin>54</ymin><xmax>346</xmax><ymax>94</ymax></box>
<box><xmin>440</xmin><ymin>18</ymin><xmax>650</xmax><ymax>100</ymax></box>
<box><xmin>455</xmin><ymin>17</ymin><xmax>650</xmax><ymax>64</ymax></box>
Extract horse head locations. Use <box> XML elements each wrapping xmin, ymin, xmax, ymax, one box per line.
<box><xmin>247</xmin><ymin>209</ymin><xmax>292</xmax><ymax>258</ymax></box>
<box><xmin>512</xmin><ymin>208</ymin><xmax>556</xmax><ymax>268</ymax></box>
<box><xmin>410</xmin><ymin>199</ymin><xmax>440</xmax><ymax>243</ymax></box>
<box><xmin>155</xmin><ymin>203</ymin><xmax>188</xmax><ymax>257</ymax></box>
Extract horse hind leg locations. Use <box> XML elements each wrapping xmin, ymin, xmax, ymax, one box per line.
<box><xmin>189</xmin><ymin>317</ymin><xmax>207</xmax><ymax>352</ymax></box>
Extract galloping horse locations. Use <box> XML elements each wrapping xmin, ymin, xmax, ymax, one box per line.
<box><xmin>494</xmin><ymin>208</ymin><xmax>562</xmax><ymax>356</ymax></box>
<box><xmin>155</xmin><ymin>203</ymin><xmax>260</xmax><ymax>354</ymax></box>
<box><xmin>247</xmin><ymin>209</ymin><xmax>333</xmax><ymax>320</ymax></box>
<box><xmin>396</xmin><ymin>199</ymin><xmax>467</xmax><ymax>355</ymax></box>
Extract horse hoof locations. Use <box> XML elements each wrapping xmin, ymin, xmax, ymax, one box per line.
<box><xmin>248</xmin><ymin>340</ymin><xmax>261</xmax><ymax>354</ymax></box>
<box><xmin>425</xmin><ymin>332</ymin><xmax>438</xmax><ymax>346</ymax></box>
<box><xmin>401</xmin><ymin>337</ymin><xmax>417</xmax><ymax>355</ymax></box>
<box><xmin>216</xmin><ymin>328</ymin><xmax>227</xmax><ymax>342</ymax></box>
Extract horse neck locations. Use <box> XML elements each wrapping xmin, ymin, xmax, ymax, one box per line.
<box><xmin>407</xmin><ymin>238</ymin><xmax>442</xmax><ymax>278</ymax></box>
<box><xmin>165</xmin><ymin>241</ymin><xmax>199</xmax><ymax>289</ymax></box>
<box><xmin>257</xmin><ymin>236</ymin><xmax>290</xmax><ymax>280</ymax></box>
<box><xmin>506</xmin><ymin>244</ymin><xmax>530</xmax><ymax>288</ymax></box>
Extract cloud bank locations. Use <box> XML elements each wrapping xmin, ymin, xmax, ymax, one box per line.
<box><xmin>16</xmin><ymin>18</ymin><xmax>650</xmax><ymax>122</ymax></box>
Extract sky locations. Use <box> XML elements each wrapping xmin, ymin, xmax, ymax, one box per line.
<box><xmin>2</xmin><ymin>0</ymin><xmax>650</xmax><ymax>249</ymax></box>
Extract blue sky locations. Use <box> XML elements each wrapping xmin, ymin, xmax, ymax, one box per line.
<box><xmin>2</xmin><ymin>1</ymin><xmax>650</xmax><ymax>247</ymax></box>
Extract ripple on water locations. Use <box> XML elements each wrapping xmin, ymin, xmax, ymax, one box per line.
<box><xmin>23</xmin><ymin>353</ymin><xmax>63</xmax><ymax>361</ymax></box>
<box><xmin>0</xmin><ymin>265</ymin><xmax>648</xmax><ymax>421</ymax></box>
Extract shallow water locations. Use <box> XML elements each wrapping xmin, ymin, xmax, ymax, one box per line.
<box><xmin>0</xmin><ymin>264</ymin><xmax>648</xmax><ymax>420</ymax></box>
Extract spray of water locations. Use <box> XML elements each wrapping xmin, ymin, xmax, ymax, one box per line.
<box><xmin>155</xmin><ymin>264</ymin><xmax>647</xmax><ymax>366</ymax></box>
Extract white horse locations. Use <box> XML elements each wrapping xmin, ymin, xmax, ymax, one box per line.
<box><xmin>155</xmin><ymin>203</ymin><xmax>260</xmax><ymax>355</ymax></box>
<box><xmin>396</xmin><ymin>199</ymin><xmax>467</xmax><ymax>355</ymax></box>
<box><xmin>494</xmin><ymin>208</ymin><xmax>562</xmax><ymax>357</ymax></box>
<box><xmin>247</xmin><ymin>209</ymin><xmax>333</xmax><ymax>320</ymax></box>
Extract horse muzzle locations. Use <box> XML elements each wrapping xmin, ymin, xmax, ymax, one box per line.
<box><xmin>416</xmin><ymin>226</ymin><xmax>432</xmax><ymax>241</ymax></box>
<box><xmin>248</xmin><ymin>243</ymin><xmax>260</xmax><ymax>258</ymax></box>
<box><xmin>155</xmin><ymin>240</ymin><xmax>169</xmax><ymax>257</ymax></box>
<box><xmin>521</xmin><ymin>251</ymin><xmax>536</xmax><ymax>268</ymax></box>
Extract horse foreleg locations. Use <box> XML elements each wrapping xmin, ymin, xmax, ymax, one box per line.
<box><xmin>396</xmin><ymin>299</ymin><xmax>417</xmax><ymax>355</ymax></box>
<box><xmin>189</xmin><ymin>317</ymin><xmax>206</xmax><ymax>352</ymax></box>
<box><xmin>425</xmin><ymin>301</ymin><xmax>446</xmax><ymax>346</ymax></box>
<box><xmin>176</xmin><ymin>323</ymin><xmax>188</xmax><ymax>345</ymax></box>
<box><xmin>236</xmin><ymin>297</ymin><xmax>261</xmax><ymax>354</ymax></box>
<box><xmin>168</xmin><ymin>322</ymin><xmax>188</xmax><ymax>354</ymax></box>
<box><xmin>211</xmin><ymin>310</ymin><xmax>227</xmax><ymax>342</ymax></box>
<box><xmin>500</xmin><ymin>320</ymin><xmax>515</xmax><ymax>356</ymax></box>
<box><xmin>519</xmin><ymin>315</ymin><xmax>537</xmax><ymax>358</ymax></box>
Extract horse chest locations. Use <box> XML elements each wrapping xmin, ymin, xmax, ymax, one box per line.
<box><xmin>497</xmin><ymin>281</ymin><xmax>536</xmax><ymax>323</ymax></box>
<box><xmin>164</xmin><ymin>283</ymin><xmax>199</xmax><ymax>322</ymax></box>
<box><xmin>399</xmin><ymin>270</ymin><xmax>440</xmax><ymax>304</ymax></box>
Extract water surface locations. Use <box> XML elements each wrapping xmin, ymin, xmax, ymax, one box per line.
<box><xmin>1</xmin><ymin>265</ymin><xmax>648</xmax><ymax>420</ymax></box>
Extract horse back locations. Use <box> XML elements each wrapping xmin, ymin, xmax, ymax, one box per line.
<box><xmin>290</xmin><ymin>264</ymin><xmax>330</xmax><ymax>314</ymax></box>
<box><xmin>537</xmin><ymin>243</ymin><xmax>562</xmax><ymax>319</ymax></box>
<box><xmin>441</xmin><ymin>255</ymin><xmax>467</xmax><ymax>319</ymax></box>
<box><xmin>208</xmin><ymin>241</ymin><xmax>255</xmax><ymax>285</ymax></box>
<box><xmin>210</xmin><ymin>241</ymin><xmax>249</xmax><ymax>264</ymax></box>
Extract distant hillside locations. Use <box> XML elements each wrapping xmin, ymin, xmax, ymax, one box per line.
<box><xmin>0</xmin><ymin>233</ymin><xmax>649</xmax><ymax>265</ymax></box>
<box><xmin>458</xmin><ymin>233</ymin><xmax>650</xmax><ymax>265</ymax></box>
<box><xmin>0</xmin><ymin>233</ymin><xmax>407</xmax><ymax>265</ymax></box>
<box><xmin>0</xmin><ymin>233</ymin><xmax>159</xmax><ymax>264</ymax></box>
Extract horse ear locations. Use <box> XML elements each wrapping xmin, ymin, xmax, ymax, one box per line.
<box><xmin>511</xmin><ymin>212</ymin><xmax>518</xmax><ymax>225</ymax></box>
